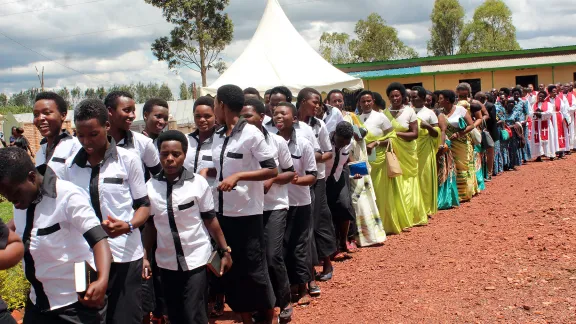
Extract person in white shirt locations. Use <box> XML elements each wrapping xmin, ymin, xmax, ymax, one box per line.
<box><xmin>296</xmin><ymin>87</ymin><xmax>335</xmax><ymax>298</ymax></box>
<box><xmin>32</xmin><ymin>92</ymin><xmax>82</xmax><ymax>177</ymax></box>
<box><xmin>142</xmin><ymin>98</ymin><xmax>169</xmax><ymax>143</ymax></box>
<box><xmin>144</xmin><ymin>130</ymin><xmax>232</xmax><ymax>324</ymax></box>
<box><xmin>562</xmin><ymin>83</ymin><xmax>576</xmax><ymax>151</ymax></box>
<box><xmin>59</xmin><ymin>99</ymin><xmax>151</xmax><ymax>324</ymax></box>
<box><xmin>105</xmin><ymin>91</ymin><xmax>162</xmax><ymax>176</ymax></box>
<box><xmin>547</xmin><ymin>85</ymin><xmax>569</xmax><ymax>158</ymax></box>
<box><xmin>273</xmin><ymin>102</ymin><xmax>318</xmax><ymax>307</ymax></box>
<box><xmin>322</xmin><ymin>102</ymin><xmax>344</xmax><ymax>133</ymax></box>
<box><xmin>184</xmin><ymin>96</ymin><xmax>217</xmax><ymax>178</ymax></box>
<box><xmin>0</xmin><ymin>147</ymin><xmax>111</xmax><ymax>324</ymax></box>
<box><xmin>201</xmin><ymin>85</ymin><xmax>278</xmax><ymax>324</ymax></box>
<box><xmin>240</xmin><ymin>99</ymin><xmax>296</xmax><ymax>323</ymax></box>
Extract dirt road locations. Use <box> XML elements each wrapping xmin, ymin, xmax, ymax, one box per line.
<box><xmin>214</xmin><ymin>156</ymin><xmax>576</xmax><ymax>323</ymax></box>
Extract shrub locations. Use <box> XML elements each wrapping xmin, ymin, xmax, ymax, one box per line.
<box><xmin>0</xmin><ymin>263</ymin><xmax>29</xmax><ymax>310</ymax></box>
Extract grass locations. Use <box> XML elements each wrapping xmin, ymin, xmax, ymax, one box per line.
<box><xmin>0</xmin><ymin>201</ymin><xmax>13</xmax><ymax>223</ymax></box>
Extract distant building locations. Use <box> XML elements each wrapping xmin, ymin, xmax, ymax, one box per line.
<box><xmin>335</xmin><ymin>45</ymin><xmax>576</xmax><ymax>100</ymax></box>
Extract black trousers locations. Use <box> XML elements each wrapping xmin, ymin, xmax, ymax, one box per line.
<box><xmin>284</xmin><ymin>205</ymin><xmax>312</xmax><ymax>285</ymax></box>
<box><xmin>0</xmin><ymin>310</ymin><xmax>16</xmax><ymax>324</ymax></box>
<box><xmin>106</xmin><ymin>258</ymin><xmax>143</xmax><ymax>324</ymax></box>
<box><xmin>312</xmin><ymin>179</ymin><xmax>337</xmax><ymax>260</ymax></box>
<box><xmin>327</xmin><ymin>171</ymin><xmax>356</xmax><ymax>249</ymax></box>
<box><xmin>218</xmin><ymin>215</ymin><xmax>276</xmax><ymax>313</ymax></box>
<box><xmin>141</xmin><ymin>246</ymin><xmax>166</xmax><ymax>318</ymax></box>
<box><xmin>24</xmin><ymin>299</ymin><xmax>107</xmax><ymax>324</ymax></box>
<box><xmin>160</xmin><ymin>266</ymin><xmax>208</xmax><ymax>324</ymax></box>
<box><xmin>263</xmin><ymin>209</ymin><xmax>291</xmax><ymax>309</ymax></box>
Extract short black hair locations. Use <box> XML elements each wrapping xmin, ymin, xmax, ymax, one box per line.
<box><xmin>296</xmin><ymin>87</ymin><xmax>320</xmax><ymax>110</ymax></box>
<box><xmin>547</xmin><ymin>85</ymin><xmax>557</xmax><ymax>94</ymax></box>
<box><xmin>0</xmin><ymin>147</ymin><xmax>36</xmax><ymax>185</ymax></box>
<box><xmin>327</xmin><ymin>89</ymin><xmax>343</xmax><ymax>102</ymax></box>
<box><xmin>35</xmin><ymin>91</ymin><xmax>68</xmax><ymax>114</ymax></box>
<box><xmin>193</xmin><ymin>96</ymin><xmax>214</xmax><ymax>112</ymax></box>
<box><xmin>270</xmin><ymin>86</ymin><xmax>293</xmax><ymax>102</ymax></box>
<box><xmin>243</xmin><ymin>87</ymin><xmax>261</xmax><ymax>99</ymax></box>
<box><xmin>143</xmin><ymin>98</ymin><xmax>169</xmax><ymax>117</ymax></box>
<box><xmin>335</xmin><ymin>121</ymin><xmax>353</xmax><ymax>140</ymax></box>
<box><xmin>156</xmin><ymin>130</ymin><xmax>188</xmax><ymax>154</ymax></box>
<box><xmin>104</xmin><ymin>90</ymin><xmax>134</xmax><ymax>110</ymax></box>
<box><xmin>264</xmin><ymin>89</ymin><xmax>272</xmax><ymax>96</ymax></box>
<box><xmin>74</xmin><ymin>99</ymin><xmax>109</xmax><ymax>126</ymax></box>
<box><xmin>474</xmin><ymin>91</ymin><xmax>487</xmax><ymax>102</ymax></box>
<box><xmin>386</xmin><ymin>82</ymin><xmax>407</xmax><ymax>98</ymax></box>
<box><xmin>440</xmin><ymin>90</ymin><xmax>456</xmax><ymax>104</ymax></box>
<box><xmin>538</xmin><ymin>90</ymin><xmax>548</xmax><ymax>98</ymax></box>
<box><xmin>277</xmin><ymin>102</ymin><xmax>297</xmax><ymax>117</ymax></box>
<box><xmin>511</xmin><ymin>87</ymin><xmax>522</xmax><ymax>95</ymax></box>
<box><xmin>412</xmin><ymin>86</ymin><xmax>426</xmax><ymax>100</ymax></box>
<box><xmin>356</xmin><ymin>90</ymin><xmax>373</xmax><ymax>103</ymax></box>
<box><xmin>485</xmin><ymin>92</ymin><xmax>495</xmax><ymax>104</ymax></box>
<box><xmin>499</xmin><ymin>87</ymin><xmax>510</xmax><ymax>96</ymax></box>
<box><xmin>244</xmin><ymin>98</ymin><xmax>266</xmax><ymax>115</ymax></box>
<box><xmin>216</xmin><ymin>84</ymin><xmax>244</xmax><ymax>113</ymax></box>
<box><xmin>373</xmin><ymin>92</ymin><xmax>386</xmax><ymax>109</ymax></box>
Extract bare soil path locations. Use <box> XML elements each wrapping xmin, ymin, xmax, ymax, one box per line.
<box><xmin>215</xmin><ymin>156</ymin><xmax>576</xmax><ymax>323</ymax></box>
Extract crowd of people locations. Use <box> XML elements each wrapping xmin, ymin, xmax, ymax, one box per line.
<box><xmin>0</xmin><ymin>79</ymin><xmax>574</xmax><ymax>324</ymax></box>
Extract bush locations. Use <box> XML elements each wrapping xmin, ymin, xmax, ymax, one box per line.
<box><xmin>0</xmin><ymin>263</ymin><xmax>29</xmax><ymax>310</ymax></box>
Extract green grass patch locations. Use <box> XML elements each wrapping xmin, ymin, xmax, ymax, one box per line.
<box><xmin>0</xmin><ymin>201</ymin><xmax>13</xmax><ymax>223</ymax></box>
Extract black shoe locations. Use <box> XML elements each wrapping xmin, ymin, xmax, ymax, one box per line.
<box><xmin>278</xmin><ymin>307</ymin><xmax>293</xmax><ymax>323</ymax></box>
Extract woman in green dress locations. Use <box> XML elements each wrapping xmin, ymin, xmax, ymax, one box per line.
<box><xmin>439</xmin><ymin>90</ymin><xmax>477</xmax><ymax>202</ymax></box>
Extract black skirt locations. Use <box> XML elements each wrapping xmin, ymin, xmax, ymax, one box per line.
<box><xmin>327</xmin><ymin>168</ymin><xmax>356</xmax><ymax>222</ymax></box>
<box><xmin>218</xmin><ymin>214</ymin><xmax>276</xmax><ymax>313</ymax></box>
<box><xmin>312</xmin><ymin>178</ymin><xmax>337</xmax><ymax>260</ymax></box>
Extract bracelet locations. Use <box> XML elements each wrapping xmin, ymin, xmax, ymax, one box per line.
<box><xmin>217</xmin><ymin>246</ymin><xmax>232</xmax><ymax>257</ymax></box>
<box><xmin>126</xmin><ymin>221</ymin><xmax>134</xmax><ymax>235</ymax></box>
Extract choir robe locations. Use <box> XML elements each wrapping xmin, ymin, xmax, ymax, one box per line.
<box><xmin>549</xmin><ymin>96</ymin><xmax>571</xmax><ymax>153</ymax></box>
<box><xmin>531</xmin><ymin>101</ymin><xmax>557</xmax><ymax>158</ymax></box>
<box><xmin>564</xmin><ymin>93</ymin><xmax>576</xmax><ymax>150</ymax></box>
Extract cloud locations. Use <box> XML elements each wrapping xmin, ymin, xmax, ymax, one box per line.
<box><xmin>1</xmin><ymin>0</ymin><xmax>575</xmax><ymax>97</ymax></box>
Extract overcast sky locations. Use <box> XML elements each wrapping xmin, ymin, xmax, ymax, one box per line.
<box><xmin>1</xmin><ymin>0</ymin><xmax>574</xmax><ymax>97</ymax></box>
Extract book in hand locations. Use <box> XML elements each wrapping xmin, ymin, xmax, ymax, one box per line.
<box><xmin>75</xmin><ymin>261</ymin><xmax>97</xmax><ymax>298</ymax></box>
<box><xmin>206</xmin><ymin>250</ymin><xmax>222</xmax><ymax>277</ymax></box>
<box><xmin>348</xmin><ymin>161</ymin><xmax>369</xmax><ymax>176</ymax></box>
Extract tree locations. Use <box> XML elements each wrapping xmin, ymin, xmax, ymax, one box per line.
<box><xmin>70</xmin><ymin>86</ymin><xmax>83</xmax><ymax>106</ymax></box>
<box><xmin>158</xmin><ymin>84</ymin><xmax>174</xmax><ymax>102</ymax></box>
<box><xmin>144</xmin><ymin>0</ymin><xmax>234</xmax><ymax>87</ymax></box>
<box><xmin>213</xmin><ymin>60</ymin><xmax>227</xmax><ymax>75</ymax></box>
<box><xmin>319</xmin><ymin>32</ymin><xmax>355</xmax><ymax>64</ymax></box>
<box><xmin>350</xmin><ymin>13</ymin><xmax>418</xmax><ymax>62</ymax></box>
<box><xmin>0</xmin><ymin>93</ymin><xmax>7</xmax><ymax>106</ymax></box>
<box><xmin>85</xmin><ymin>88</ymin><xmax>96</xmax><ymax>99</ymax></box>
<box><xmin>458</xmin><ymin>0</ymin><xmax>521</xmax><ymax>54</ymax></box>
<box><xmin>96</xmin><ymin>87</ymin><xmax>107</xmax><ymax>100</ymax></box>
<box><xmin>179</xmin><ymin>82</ymin><xmax>189</xmax><ymax>100</ymax></box>
<box><xmin>427</xmin><ymin>0</ymin><xmax>465</xmax><ymax>56</ymax></box>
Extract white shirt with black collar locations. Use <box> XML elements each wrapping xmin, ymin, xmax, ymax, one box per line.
<box><xmin>283</xmin><ymin>128</ymin><xmax>317</xmax><ymax>206</ymax></box>
<box><xmin>262</xmin><ymin>128</ymin><xmax>294</xmax><ymax>211</ymax></box>
<box><xmin>305</xmin><ymin>117</ymin><xmax>332</xmax><ymax>180</ymax></box>
<box><xmin>322</xmin><ymin>104</ymin><xmax>344</xmax><ymax>133</ymax></box>
<box><xmin>35</xmin><ymin>130</ymin><xmax>82</xmax><ymax>176</ymax></box>
<box><xmin>147</xmin><ymin>169</ymin><xmax>215</xmax><ymax>271</ymax></box>
<box><xmin>58</xmin><ymin>142</ymin><xmax>150</xmax><ymax>263</ymax></box>
<box><xmin>212</xmin><ymin>119</ymin><xmax>277</xmax><ymax>217</ymax></box>
<box><xmin>116</xmin><ymin>130</ymin><xmax>162</xmax><ymax>175</ymax></box>
<box><xmin>324</xmin><ymin>141</ymin><xmax>352</xmax><ymax>182</ymax></box>
<box><xmin>263</xmin><ymin>115</ymin><xmax>321</xmax><ymax>153</ymax></box>
<box><xmin>13</xmin><ymin>169</ymin><xmax>108</xmax><ymax>311</ymax></box>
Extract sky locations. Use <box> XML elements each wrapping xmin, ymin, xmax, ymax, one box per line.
<box><xmin>1</xmin><ymin>0</ymin><xmax>575</xmax><ymax>98</ymax></box>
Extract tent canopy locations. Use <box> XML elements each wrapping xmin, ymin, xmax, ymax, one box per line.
<box><xmin>201</xmin><ymin>0</ymin><xmax>363</xmax><ymax>97</ymax></box>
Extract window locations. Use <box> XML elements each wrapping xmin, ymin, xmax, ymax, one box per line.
<box><xmin>459</xmin><ymin>78</ymin><xmax>481</xmax><ymax>96</ymax></box>
<box><xmin>515</xmin><ymin>75</ymin><xmax>538</xmax><ymax>88</ymax></box>
<box><xmin>573</xmin><ymin>72</ymin><xmax>576</xmax><ymax>82</ymax></box>
<box><xmin>403</xmin><ymin>82</ymin><xmax>423</xmax><ymax>90</ymax></box>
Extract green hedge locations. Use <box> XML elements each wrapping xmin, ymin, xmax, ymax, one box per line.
<box><xmin>0</xmin><ymin>264</ymin><xmax>29</xmax><ymax>310</ymax></box>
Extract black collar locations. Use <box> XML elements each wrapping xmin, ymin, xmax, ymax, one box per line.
<box><xmin>306</xmin><ymin>116</ymin><xmax>319</xmax><ymax>127</ymax></box>
<box><xmin>189</xmin><ymin>128</ymin><xmax>215</xmax><ymax>145</ymax></box>
<box><xmin>265</xmin><ymin>118</ymin><xmax>275</xmax><ymax>127</ymax></box>
<box><xmin>262</xmin><ymin>126</ymin><xmax>270</xmax><ymax>140</ymax></box>
<box><xmin>216</xmin><ymin>118</ymin><xmax>248</xmax><ymax>138</ymax></box>
<box><xmin>277</xmin><ymin>127</ymin><xmax>297</xmax><ymax>147</ymax></box>
<box><xmin>154</xmin><ymin>168</ymin><xmax>195</xmax><ymax>186</ymax></box>
<box><xmin>40</xmin><ymin>167</ymin><xmax>58</xmax><ymax>198</ymax></box>
<box><xmin>40</xmin><ymin>129</ymin><xmax>71</xmax><ymax>145</ymax></box>
<box><xmin>71</xmin><ymin>137</ymin><xmax>119</xmax><ymax>168</ymax></box>
<box><xmin>117</xmin><ymin>130</ymin><xmax>134</xmax><ymax>148</ymax></box>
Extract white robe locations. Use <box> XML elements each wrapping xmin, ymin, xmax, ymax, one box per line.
<box><xmin>531</xmin><ymin>102</ymin><xmax>556</xmax><ymax>158</ymax></box>
<box><xmin>564</xmin><ymin>93</ymin><xmax>576</xmax><ymax>149</ymax></box>
<box><xmin>549</xmin><ymin>96</ymin><xmax>570</xmax><ymax>152</ymax></box>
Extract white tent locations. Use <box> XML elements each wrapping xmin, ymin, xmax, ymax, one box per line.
<box><xmin>201</xmin><ymin>0</ymin><xmax>363</xmax><ymax>97</ymax></box>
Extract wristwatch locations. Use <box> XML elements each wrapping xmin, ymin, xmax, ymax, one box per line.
<box><xmin>126</xmin><ymin>221</ymin><xmax>134</xmax><ymax>235</ymax></box>
<box><xmin>217</xmin><ymin>246</ymin><xmax>232</xmax><ymax>257</ymax></box>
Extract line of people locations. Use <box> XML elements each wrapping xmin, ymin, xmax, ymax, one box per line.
<box><xmin>0</xmin><ymin>80</ymin><xmax>573</xmax><ymax>324</ymax></box>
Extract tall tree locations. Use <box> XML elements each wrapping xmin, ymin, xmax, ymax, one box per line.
<box><xmin>213</xmin><ymin>60</ymin><xmax>227</xmax><ymax>75</ymax></box>
<box><xmin>319</xmin><ymin>32</ymin><xmax>355</xmax><ymax>64</ymax></box>
<box><xmin>179</xmin><ymin>82</ymin><xmax>189</xmax><ymax>100</ymax></box>
<box><xmin>96</xmin><ymin>87</ymin><xmax>107</xmax><ymax>100</ymax></box>
<box><xmin>427</xmin><ymin>0</ymin><xmax>465</xmax><ymax>56</ymax></box>
<box><xmin>144</xmin><ymin>0</ymin><xmax>234</xmax><ymax>87</ymax></box>
<box><xmin>70</xmin><ymin>86</ymin><xmax>83</xmax><ymax>106</ymax></box>
<box><xmin>0</xmin><ymin>93</ymin><xmax>7</xmax><ymax>106</ymax></box>
<box><xmin>458</xmin><ymin>0</ymin><xmax>520</xmax><ymax>54</ymax></box>
<box><xmin>158</xmin><ymin>84</ymin><xmax>174</xmax><ymax>102</ymax></box>
<box><xmin>350</xmin><ymin>13</ymin><xmax>418</xmax><ymax>62</ymax></box>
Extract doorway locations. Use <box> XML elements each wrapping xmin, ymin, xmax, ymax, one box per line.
<box><xmin>515</xmin><ymin>75</ymin><xmax>538</xmax><ymax>88</ymax></box>
<box><xmin>459</xmin><ymin>78</ymin><xmax>482</xmax><ymax>96</ymax></box>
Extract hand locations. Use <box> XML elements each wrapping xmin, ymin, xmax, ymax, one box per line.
<box><xmin>263</xmin><ymin>179</ymin><xmax>274</xmax><ymax>194</ymax></box>
<box><xmin>353</xmin><ymin>132</ymin><xmax>362</xmax><ymax>142</ymax></box>
<box><xmin>78</xmin><ymin>279</ymin><xmax>107</xmax><ymax>309</ymax></box>
<box><xmin>142</xmin><ymin>258</ymin><xmax>152</xmax><ymax>280</ymax></box>
<box><xmin>290</xmin><ymin>174</ymin><xmax>299</xmax><ymax>185</ymax></box>
<box><xmin>198</xmin><ymin>168</ymin><xmax>209</xmax><ymax>179</ymax></box>
<box><xmin>218</xmin><ymin>174</ymin><xmax>239</xmax><ymax>192</ymax></box>
<box><xmin>101</xmin><ymin>215</ymin><xmax>130</xmax><ymax>238</ymax></box>
<box><xmin>353</xmin><ymin>173</ymin><xmax>363</xmax><ymax>179</ymax></box>
<box><xmin>420</xmin><ymin>120</ymin><xmax>431</xmax><ymax>129</ymax></box>
<box><xmin>366</xmin><ymin>142</ymin><xmax>376</xmax><ymax>155</ymax></box>
<box><xmin>219</xmin><ymin>253</ymin><xmax>233</xmax><ymax>276</ymax></box>
<box><xmin>449</xmin><ymin>132</ymin><xmax>460</xmax><ymax>140</ymax></box>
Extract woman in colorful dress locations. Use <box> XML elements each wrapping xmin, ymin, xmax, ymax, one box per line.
<box><xmin>380</xmin><ymin>82</ymin><xmax>427</xmax><ymax>229</ymax></box>
<box><xmin>438</xmin><ymin>90</ymin><xmax>476</xmax><ymax>203</ymax></box>
<box><xmin>499</xmin><ymin>98</ymin><xmax>524</xmax><ymax>170</ymax></box>
<box><xmin>435</xmin><ymin>110</ymin><xmax>461</xmax><ymax>210</ymax></box>
<box><xmin>456</xmin><ymin>83</ymin><xmax>483</xmax><ymax>194</ymax></box>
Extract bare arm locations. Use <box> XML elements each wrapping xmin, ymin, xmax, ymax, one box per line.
<box><xmin>0</xmin><ymin>229</ymin><xmax>24</xmax><ymax>270</ymax></box>
<box><xmin>396</xmin><ymin>120</ymin><xmax>419</xmax><ymax>141</ymax></box>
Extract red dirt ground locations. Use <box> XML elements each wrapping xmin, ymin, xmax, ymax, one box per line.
<box><xmin>213</xmin><ymin>155</ymin><xmax>576</xmax><ymax>323</ymax></box>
